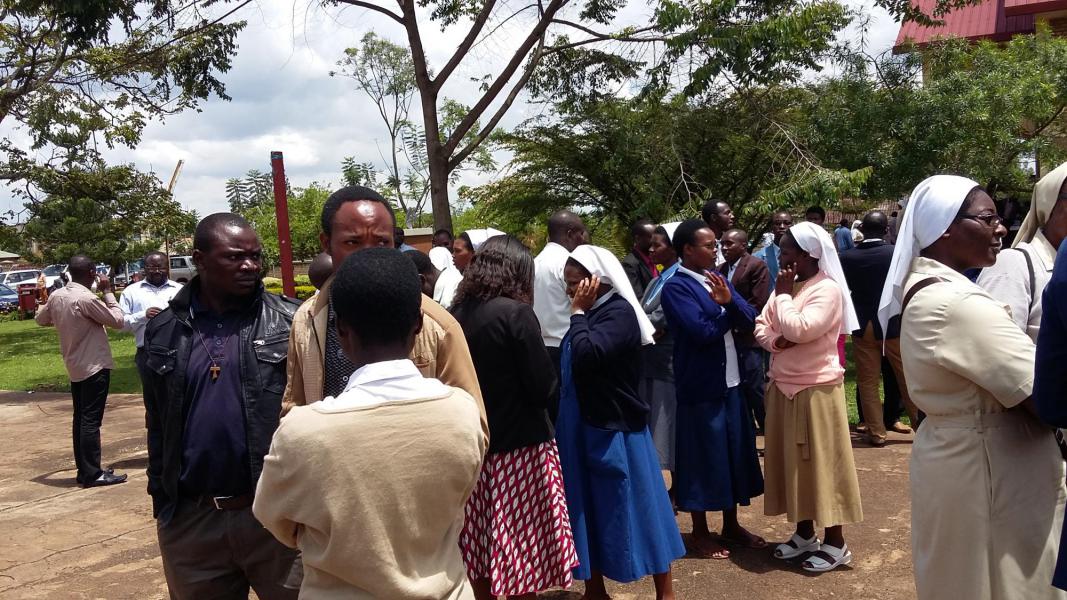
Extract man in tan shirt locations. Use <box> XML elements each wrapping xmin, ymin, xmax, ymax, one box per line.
<box><xmin>35</xmin><ymin>255</ymin><xmax>128</xmax><ymax>487</ymax></box>
<box><xmin>281</xmin><ymin>186</ymin><xmax>484</xmax><ymax>429</ymax></box>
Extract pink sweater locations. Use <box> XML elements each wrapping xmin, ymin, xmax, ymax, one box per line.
<box><xmin>754</xmin><ymin>272</ymin><xmax>845</xmax><ymax>397</ymax></box>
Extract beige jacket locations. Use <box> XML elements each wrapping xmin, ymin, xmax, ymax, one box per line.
<box><xmin>281</xmin><ymin>277</ymin><xmax>485</xmax><ymax>422</ymax></box>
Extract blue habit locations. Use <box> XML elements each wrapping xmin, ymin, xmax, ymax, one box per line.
<box><xmin>660</xmin><ymin>272</ymin><xmax>764</xmax><ymax>512</ymax></box>
<box><xmin>556</xmin><ymin>339</ymin><xmax>685</xmax><ymax>583</ymax></box>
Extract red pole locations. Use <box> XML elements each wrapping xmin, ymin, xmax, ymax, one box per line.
<box><xmin>270</xmin><ymin>151</ymin><xmax>296</xmax><ymax>298</ymax></box>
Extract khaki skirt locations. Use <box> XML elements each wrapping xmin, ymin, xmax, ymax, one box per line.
<box><xmin>763</xmin><ymin>382</ymin><xmax>863</xmax><ymax>527</ymax></box>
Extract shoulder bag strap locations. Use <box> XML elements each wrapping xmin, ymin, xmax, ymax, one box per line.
<box><xmin>901</xmin><ymin>277</ymin><xmax>946</xmax><ymax>315</ymax></box>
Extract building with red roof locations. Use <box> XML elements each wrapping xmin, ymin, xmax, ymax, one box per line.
<box><xmin>894</xmin><ymin>0</ymin><xmax>1067</xmax><ymax>53</ymax></box>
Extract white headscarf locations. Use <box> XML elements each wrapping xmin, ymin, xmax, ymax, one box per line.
<box><xmin>569</xmin><ymin>245</ymin><xmax>656</xmax><ymax>346</ymax></box>
<box><xmin>428</xmin><ymin>246</ymin><xmax>453</xmax><ymax>271</ymax></box>
<box><xmin>660</xmin><ymin>221</ymin><xmax>681</xmax><ymax>243</ymax></box>
<box><xmin>788</xmin><ymin>221</ymin><xmax>860</xmax><ymax>334</ymax></box>
<box><xmin>464</xmin><ymin>227</ymin><xmax>505</xmax><ymax>251</ymax></box>
<box><xmin>1014</xmin><ymin>161</ymin><xmax>1067</xmax><ymax>247</ymax></box>
<box><xmin>877</xmin><ymin>174</ymin><xmax>980</xmax><ymax>335</ymax></box>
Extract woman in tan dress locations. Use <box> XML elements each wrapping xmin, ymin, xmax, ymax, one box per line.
<box><xmin>755</xmin><ymin>222</ymin><xmax>863</xmax><ymax>573</ymax></box>
<box><xmin>878</xmin><ymin>174</ymin><xmax>1067</xmax><ymax>600</ymax></box>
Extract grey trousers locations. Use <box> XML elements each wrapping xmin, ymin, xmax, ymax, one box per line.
<box><xmin>157</xmin><ymin>499</ymin><xmax>299</xmax><ymax>600</ymax></box>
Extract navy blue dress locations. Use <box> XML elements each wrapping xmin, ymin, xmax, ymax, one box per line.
<box><xmin>660</xmin><ymin>272</ymin><xmax>764</xmax><ymax>512</ymax></box>
<box><xmin>556</xmin><ymin>294</ymin><xmax>685</xmax><ymax>582</ymax></box>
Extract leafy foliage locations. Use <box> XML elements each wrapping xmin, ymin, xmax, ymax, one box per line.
<box><xmin>243</xmin><ymin>184</ymin><xmax>331</xmax><ymax>265</ymax></box>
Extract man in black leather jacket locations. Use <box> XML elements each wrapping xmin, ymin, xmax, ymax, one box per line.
<box><xmin>142</xmin><ymin>213</ymin><xmax>300</xmax><ymax>600</ymax></box>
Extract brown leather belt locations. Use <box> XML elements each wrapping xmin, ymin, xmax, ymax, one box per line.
<box><xmin>185</xmin><ymin>493</ymin><xmax>254</xmax><ymax>511</ymax></box>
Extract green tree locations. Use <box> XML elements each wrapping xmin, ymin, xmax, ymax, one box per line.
<box><xmin>18</xmin><ymin>160</ymin><xmax>195</xmax><ymax>267</ymax></box>
<box><xmin>805</xmin><ymin>29</ymin><xmax>1067</xmax><ymax>200</ymax></box>
<box><xmin>244</xmin><ymin>184</ymin><xmax>330</xmax><ymax>265</ymax></box>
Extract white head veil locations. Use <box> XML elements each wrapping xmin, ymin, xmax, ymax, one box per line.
<box><xmin>660</xmin><ymin>221</ymin><xmax>681</xmax><ymax>244</ymax></box>
<box><xmin>428</xmin><ymin>246</ymin><xmax>453</xmax><ymax>271</ymax></box>
<box><xmin>1014</xmin><ymin>161</ymin><xmax>1067</xmax><ymax>247</ymax></box>
<box><xmin>877</xmin><ymin>174</ymin><xmax>980</xmax><ymax>335</ymax></box>
<box><xmin>569</xmin><ymin>245</ymin><xmax>656</xmax><ymax>345</ymax></box>
<box><xmin>464</xmin><ymin>228</ymin><xmax>505</xmax><ymax>251</ymax></box>
<box><xmin>788</xmin><ymin>221</ymin><xmax>860</xmax><ymax>334</ymax></box>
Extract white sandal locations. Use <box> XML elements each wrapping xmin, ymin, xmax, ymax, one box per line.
<box><xmin>802</xmin><ymin>542</ymin><xmax>852</xmax><ymax>572</ymax></box>
<box><xmin>773</xmin><ymin>533</ymin><xmax>820</xmax><ymax>560</ymax></box>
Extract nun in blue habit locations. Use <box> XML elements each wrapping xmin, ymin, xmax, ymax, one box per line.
<box><xmin>660</xmin><ymin>219</ymin><xmax>766</xmax><ymax>560</ymax></box>
<box><xmin>556</xmin><ymin>244</ymin><xmax>685</xmax><ymax>600</ymax></box>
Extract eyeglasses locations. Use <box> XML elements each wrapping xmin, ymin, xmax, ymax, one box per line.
<box><xmin>958</xmin><ymin>213</ymin><xmax>1003</xmax><ymax>228</ymax></box>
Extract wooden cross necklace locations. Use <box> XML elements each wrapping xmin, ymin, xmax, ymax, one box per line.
<box><xmin>194</xmin><ymin>324</ymin><xmax>232</xmax><ymax>382</ymax></box>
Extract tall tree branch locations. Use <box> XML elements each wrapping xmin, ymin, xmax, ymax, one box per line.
<box><xmin>433</xmin><ymin>0</ymin><xmax>498</xmax><ymax>91</ymax></box>
<box><xmin>334</xmin><ymin>0</ymin><xmax>404</xmax><ymax>24</ymax></box>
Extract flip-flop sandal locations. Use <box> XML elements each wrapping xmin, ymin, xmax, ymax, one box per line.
<box><xmin>722</xmin><ymin>532</ymin><xmax>769</xmax><ymax>549</ymax></box>
<box><xmin>689</xmin><ymin>539</ymin><xmax>731</xmax><ymax>559</ymax></box>
<box><xmin>802</xmin><ymin>542</ymin><xmax>852</xmax><ymax>573</ymax></box>
<box><xmin>773</xmin><ymin>533</ymin><xmax>820</xmax><ymax>560</ymax></box>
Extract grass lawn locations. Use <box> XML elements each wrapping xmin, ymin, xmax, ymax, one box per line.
<box><xmin>0</xmin><ymin>317</ymin><xmax>141</xmax><ymax>393</ymax></box>
<box><xmin>0</xmin><ymin>317</ymin><xmax>880</xmax><ymax>424</ymax></box>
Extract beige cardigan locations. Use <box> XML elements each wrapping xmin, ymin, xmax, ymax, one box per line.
<box><xmin>254</xmin><ymin>388</ymin><xmax>487</xmax><ymax>599</ymax></box>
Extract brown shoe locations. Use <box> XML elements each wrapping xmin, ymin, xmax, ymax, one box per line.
<box><xmin>869</xmin><ymin>436</ymin><xmax>887</xmax><ymax>448</ymax></box>
<box><xmin>856</xmin><ymin>422</ymin><xmax>869</xmax><ymax>434</ymax></box>
<box><xmin>890</xmin><ymin>421</ymin><xmax>912</xmax><ymax>434</ymax></box>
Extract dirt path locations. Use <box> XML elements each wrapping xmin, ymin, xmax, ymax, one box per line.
<box><xmin>0</xmin><ymin>390</ymin><xmax>917</xmax><ymax>599</ymax></box>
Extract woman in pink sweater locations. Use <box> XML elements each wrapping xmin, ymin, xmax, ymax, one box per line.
<box><xmin>754</xmin><ymin>222</ymin><xmax>863</xmax><ymax>573</ymax></box>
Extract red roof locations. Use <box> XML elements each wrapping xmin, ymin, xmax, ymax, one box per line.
<box><xmin>894</xmin><ymin>0</ymin><xmax>1035</xmax><ymax>53</ymax></box>
<box><xmin>1004</xmin><ymin>0</ymin><xmax>1067</xmax><ymax>16</ymax></box>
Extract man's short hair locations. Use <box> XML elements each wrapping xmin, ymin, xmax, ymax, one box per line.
<box><xmin>723</xmin><ymin>228</ymin><xmax>748</xmax><ymax>245</ymax></box>
<box><xmin>193</xmin><ymin>213</ymin><xmax>254</xmax><ymax>252</ymax></box>
<box><xmin>144</xmin><ymin>251</ymin><xmax>168</xmax><ymax>263</ymax></box>
<box><xmin>331</xmin><ymin>248</ymin><xmax>422</xmax><ymax>346</ymax></box>
<box><xmin>320</xmin><ymin>186</ymin><xmax>396</xmax><ymax>236</ymax></box>
<box><xmin>630</xmin><ymin>218</ymin><xmax>653</xmax><ymax>238</ymax></box>
<box><xmin>68</xmin><ymin>255</ymin><xmax>95</xmax><ymax>278</ymax></box>
<box><xmin>805</xmin><ymin>206</ymin><xmax>826</xmax><ymax>220</ymax></box>
<box><xmin>433</xmin><ymin>229</ymin><xmax>454</xmax><ymax>241</ymax></box>
<box><xmin>405</xmin><ymin>250</ymin><xmax>435</xmax><ymax>276</ymax></box>
<box><xmin>701</xmin><ymin>199</ymin><xmax>728</xmax><ymax>224</ymax></box>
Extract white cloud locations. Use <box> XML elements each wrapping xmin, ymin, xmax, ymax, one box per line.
<box><xmin>1</xmin><ymin>0</ymin><xmax>903</xmax><ymax>221</ymax></box>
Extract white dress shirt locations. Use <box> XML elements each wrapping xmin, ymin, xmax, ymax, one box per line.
<box><xmin>433</xmin><ymin>265</ymin><xmax>463</xmax><ymax>309</ymax></box>
<box><xmin>533</xmin><ymin>241</ymin><xmax>573</xmax><ymax>347</ymax></box>
<box><xmin>118</xmin><ymin>279</ymin><xmax>182</xmax><ymax>348</ymax></box>
<box><xmin>319</xmin><ymin>359</ymin><xmax>451</xmax><ymax>411</ymax></box>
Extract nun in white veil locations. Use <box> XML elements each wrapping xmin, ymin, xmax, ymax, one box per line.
<box><xmin>879</xmin><ymin>175</ymin><xmax>1066</xmax><ymax>600</ymax></box>
<box><xmin>754</xmin><ymin>220</ymin><xmax>863</xmax><ymax>573</ymax></box>
<box><xmin>552</xmin><ymin>244</ymin><xmax>684</xmax><ymax>598</ymax></box>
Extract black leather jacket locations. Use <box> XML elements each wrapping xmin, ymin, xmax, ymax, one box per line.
<box><xmin>142</xmin><ymin>277</ymin><xmax>299</xmax><ymax>523</ymax></box>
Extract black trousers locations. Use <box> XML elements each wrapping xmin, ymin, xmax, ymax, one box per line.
<box><xmin>70</xmin><ymin>368</ymin><xmax>110</xmax><ymax>483</ymax></box>
<box><xmin>738</xmin><ymin>346</ymin><xmax>767</xmax><ymax>431</ymax></box>
<box><xmin>546</xmin><ymin>344</ymin><xmax>562</xmax><ymax>423</ymax></box>
<box><xmin>157</xmin><ymin>500</ymin><xmax>299</xmax><ymax>600</ymax></box>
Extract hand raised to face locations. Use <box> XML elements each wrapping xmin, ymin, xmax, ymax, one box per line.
<box><xmin>571</xmin><ymin>275</ymin><xmax>600</xmax><ymax>313</ymax></box>
<box><xmin>705</xmin><ymin>270</ymin><xmax>732</xmax><ymax>305</ymax></box>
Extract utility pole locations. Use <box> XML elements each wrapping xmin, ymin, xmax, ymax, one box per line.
<box><xmin>270</xmin><ymin>151</ymin><xmax>296</xmax><ymax>298</ymax></box>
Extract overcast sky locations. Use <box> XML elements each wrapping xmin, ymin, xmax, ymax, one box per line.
<box><xmin>0</xmin><ymin>0</ymin><xmax>902</xmax><ymax>221</ymax></box>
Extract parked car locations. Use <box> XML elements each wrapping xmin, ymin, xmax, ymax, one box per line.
<box><xmin>41</xmin><ymin>264</ymin><xmax>66</xmax><ymax>288</ymax></box>
<box><xmin>169</xmin><ymin>256</ymin><xmax>196</xmax><ymax>283</ymax></box>
<box><xmin>0</xmin><ymin>269</ymin><xmax>41</xmax><ymax>286</ymax></box>
<box><xmin>0</xmin><ymin>283</ymin><xmax>17</xmax><ymax>312</ymax></box>
<box><xmin>112</xmin><ymin>260</ymin><xmax>144</xmax><ymax>288</ymax></box>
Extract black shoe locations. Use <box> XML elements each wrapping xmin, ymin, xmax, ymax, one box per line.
<box><xmin>83</xmin><ymin>472</ymin><xmax>127</xmax><ymax>488</ymax></box>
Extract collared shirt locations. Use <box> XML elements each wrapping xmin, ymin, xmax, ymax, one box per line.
<box><xmin>433</xmin><ymin>265</ymin><xmax>463</xmax><ymax>309</ymax></box>
<box><xmin>118</xmin><ymin>279</ymin><xmax>182</xmax><ymax>347</ymax></box>
<box><xmin>755</xmin><ymin>243</ymin><xmax>781</xmax><ymax>282</ymax></box>
<box><xmin>34</xmin><ymin>282</ymin><xmax>124</xmax><ymax>382</ymax></box>
<box><xmin>533</xmin><ymin>241</ymin><xmax>573</xmax><ymax>347</ymax></box>
<box><xmin>179</xmin><ymin>298</ymin><xmax>251</xmax><ymax>497</ymax></box>
<box><xmin>976</xmin><ymin>230</ymin><xmax>1056</xmax><ymax>343</ymax></box>
<box><xmin>323</xmin><ymin>303</ymin><xmax>357</xmax><ymax>399</ymax></box>
<box><xmin>727</xmin><ymin>259</ymin><xmax>739</xmax><ymax>282</ymax></box>
<box><xmin>676</xmin><ymin>265</ymin><xmax>740</xmax><ymax>387</ymax></box>
<box><xmin>319</xmin><ymin>359</ymin><xmax>451</xmax><ymax>411</ymax></box>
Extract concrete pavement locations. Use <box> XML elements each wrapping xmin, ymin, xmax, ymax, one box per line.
<box><xmin>0</xmin><ymin>391</ymin><xmax>917</xmax><ymax>599</ymax></box>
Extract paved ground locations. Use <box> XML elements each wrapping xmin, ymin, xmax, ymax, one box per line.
<box><xmin>0</xmin><ymin>391</ymin><xmax>917</xmax><ymax>599</ymax></box>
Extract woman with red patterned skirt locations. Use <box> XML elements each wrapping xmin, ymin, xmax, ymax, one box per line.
<box><xmin>451</xmin><ymin>234</ymin><xmax>579</xmax><ymax>599</ymax></box>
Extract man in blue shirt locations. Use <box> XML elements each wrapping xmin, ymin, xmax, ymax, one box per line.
<box><xmin>754</xmin><ymin>210</ymin><xmax>793</xmax><ymax>282</ymax></box>
<box><xmin>834</xmin><ymin>218</ymin><xmax>855</xmax><ymax>252</ymax></box>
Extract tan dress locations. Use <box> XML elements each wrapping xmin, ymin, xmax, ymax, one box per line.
<box><xmin>755</xmin><ymin>273</ymin><xmax>863</xmax><ymax>526</ymax></box>
<box><xmin>902</xmin><ymin>257</ymin><xmax>1066</xmax><ymax>600</ymax></box>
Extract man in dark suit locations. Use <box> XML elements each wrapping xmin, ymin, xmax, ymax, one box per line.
<box><xmin>622</xmin><ymin>218</ymin><xmax>658</xmax><ymax>297</ymax></box>
<box><xmin>840</xmin><ymin>211</ymin><xmax>919</xmax><ymax>447</ymax></box>
<box><xmin>718</xmin><ymin>229</ymin><xmax>770</xmax><ymax>432</ymax></box>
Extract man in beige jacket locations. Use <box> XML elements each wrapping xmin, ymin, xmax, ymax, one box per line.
<box><xmin>281</xmin><ymin>186</ymin><xmax>484</xmax><ymax>426</ymax></box>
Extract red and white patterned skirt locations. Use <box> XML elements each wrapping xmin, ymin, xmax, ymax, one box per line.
<box><xmin>460</xmin><ymin>440</ymin><xmax>579</xmax><ymax>596</ymax></box>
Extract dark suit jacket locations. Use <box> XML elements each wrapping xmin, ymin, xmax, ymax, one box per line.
<box><xmin>839</xmin><ymin>239</ymin><xmax>898</xmax><ymax>339</ymax></box>
<box><xmin>622</xmin><ymin>250</ymin><xmax>656</xmax><ymax>298</ymax></box>
<box><xmin>717</xmin><ymin>253</ymin><xmax>769</xmax><ymax>348</ymax></box>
